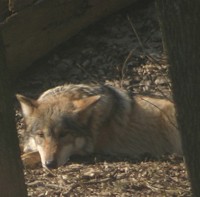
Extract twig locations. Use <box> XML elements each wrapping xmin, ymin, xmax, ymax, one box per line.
<box><xmin>76</xmin><ymin>63</ymin><xmax>100</xmax><ymax>84</ymax></box>
<box><xmin>43</xmin><ymin>166</ymin><xmax>57</xmax><ymax>177</ymax></box>
<box><xmin>145</xmin><ymin>182</ymin><xmax>162</xmax><ymax>192</ymax></box>
<box><xmin>127</xmin><ymin>15</ymin><xmax>160</xmax><ymax>63</ymax></box>
<box><xmin>26</xmin><ymin>180</ymin><xmax>42</xmax><ymax>186</ymax></box>
<box><xmin>139</xmin><ymin>97</ymin><xmax>178</xmax><ymax>130</ymax></box>
<box><xmin>120</xmin><ymin>50</ymin><xmax>134</xmax><ymax>87</ymax></box>
<box><xmin>128</xmin><ymin>15</ymin><xmax>163</xmax><ymax>65</ymax></box>
<box><xmin>64</xmin><ymin>171</ymin><xmax>128</xmax><ymax>196</ymax></box>
<box><xmin>155</xmin><ymin>86</ymin><xmax>172</xmax><ymax>102</ymax></box>
<box><xmin>27</xmin><ymin>181</ymin><xmax>66</xmax><ymax>190</ymax></box>
<box><xmin>145</xmin><ymin>181</ymin><xmax>190</xmax><ymax>193</ymax></box>
<box><xmin>127</xmin><ymin>15</ymin><xmax>173</xmax><ymax>95</ymax></box>
<box><xmin>64</xmin><ymin>178</ymin><xmax>113</xmax><ymax>195</ymax></box>
<box><xmin>127</xmin><ymin>15</ymin><xmax>145</xmax><ymax>53</ymax></box>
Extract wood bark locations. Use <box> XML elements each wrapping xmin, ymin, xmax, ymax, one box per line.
<box><xmin>0</xmin><ymin>0</ymin><xmax>135</xmax><ymax>77</ymax></box>
<box><xmin>0</xmin><ymin>0</ymin><xmax>9</xmax><ymax>21</ymax></box>
<box><xmin>156</xmin><ymin>1</ymin><xmax>200</xmax><ymax>196</ymax></box>
<box><xmin>0</xmin><ymin>32</ymin><xmax>27</xmax><ymax>196</ymax></box>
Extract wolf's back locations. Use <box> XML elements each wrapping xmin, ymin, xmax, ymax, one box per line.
<box><xmin>92</xmin><ymin>91</ymin><xmax>182</xmax><ymax>158</ymax></box>
<box><xmin>38</xmin><ymin>84</ymin><xmax>104</xmax><ymax>101</ymax></box>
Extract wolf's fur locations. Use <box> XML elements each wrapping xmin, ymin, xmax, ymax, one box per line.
<box><xmin>17</xmin><ymin>84</ymin><xmax>182</xmax><ymax>168</ymax></box>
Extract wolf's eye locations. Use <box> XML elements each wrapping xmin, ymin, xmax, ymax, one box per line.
<box><xmin>36</xmin><ymin>131</ymin><xmax>44</xmax><ymax>138</ymax></box>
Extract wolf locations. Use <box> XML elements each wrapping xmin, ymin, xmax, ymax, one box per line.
<box><xmin>16</xmin><ymin>84</ymin><xmax>182</xmax><ymax>169</ymax></box>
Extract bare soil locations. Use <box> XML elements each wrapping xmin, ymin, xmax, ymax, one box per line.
<box><xmin>15</xmin><ymin>1</ymin><xmax>191</xmax><ymax>196</ymax></box>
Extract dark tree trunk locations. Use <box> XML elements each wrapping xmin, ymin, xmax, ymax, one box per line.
<box><xmin>0</xmin><ymin>33</ymin><xmax>27</xmax><ymax>196</ymax></box>
<box><xmin>156</xmin><ymin>1</ymin><xmax>200</xmax><ymax>196</ymax></box>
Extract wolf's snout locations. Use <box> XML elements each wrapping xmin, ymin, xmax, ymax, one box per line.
<box><xmin>45</xmin><ymin>159</ymin><xmax>57</xmax><ymax>169</ymax></box>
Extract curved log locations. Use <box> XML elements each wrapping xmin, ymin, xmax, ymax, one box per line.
<box><xmin>0</xmin><ymin>0</ymin><xmax>136</xmax><ymax>78</ymax></box>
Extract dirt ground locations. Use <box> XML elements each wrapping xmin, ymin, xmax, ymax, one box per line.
<box><xmin>15</xmin><ymin>1</ymin><xmax>191</xmax><ymax>196</ymax></box>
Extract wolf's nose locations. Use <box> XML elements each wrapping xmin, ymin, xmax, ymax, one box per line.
<box><xmin>45</xmin><ymin>160</ymin><xmax>57</xmax><ymax>169</ymax></box>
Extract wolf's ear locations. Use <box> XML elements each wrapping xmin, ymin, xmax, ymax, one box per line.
<box><xmin>73</xmin><ymin>95</ymin><xmax>101</xmax><ymax>112</ymax></box>
<box><xmin>16</xmin><ymin>94</ymin><xmax>38</xmax><ymax>117</ymax></box>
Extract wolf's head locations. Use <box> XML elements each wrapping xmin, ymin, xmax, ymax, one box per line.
<box><xmin>16</xmin><ymin>92</ymin><xmax>100</xmax><ymax>169</ymax></box>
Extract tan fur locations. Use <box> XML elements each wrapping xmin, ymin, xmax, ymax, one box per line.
<box><xmin>17</xmin><ymin>84</ymin><xmax>182</xmax><ymax>168</ymax></box>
